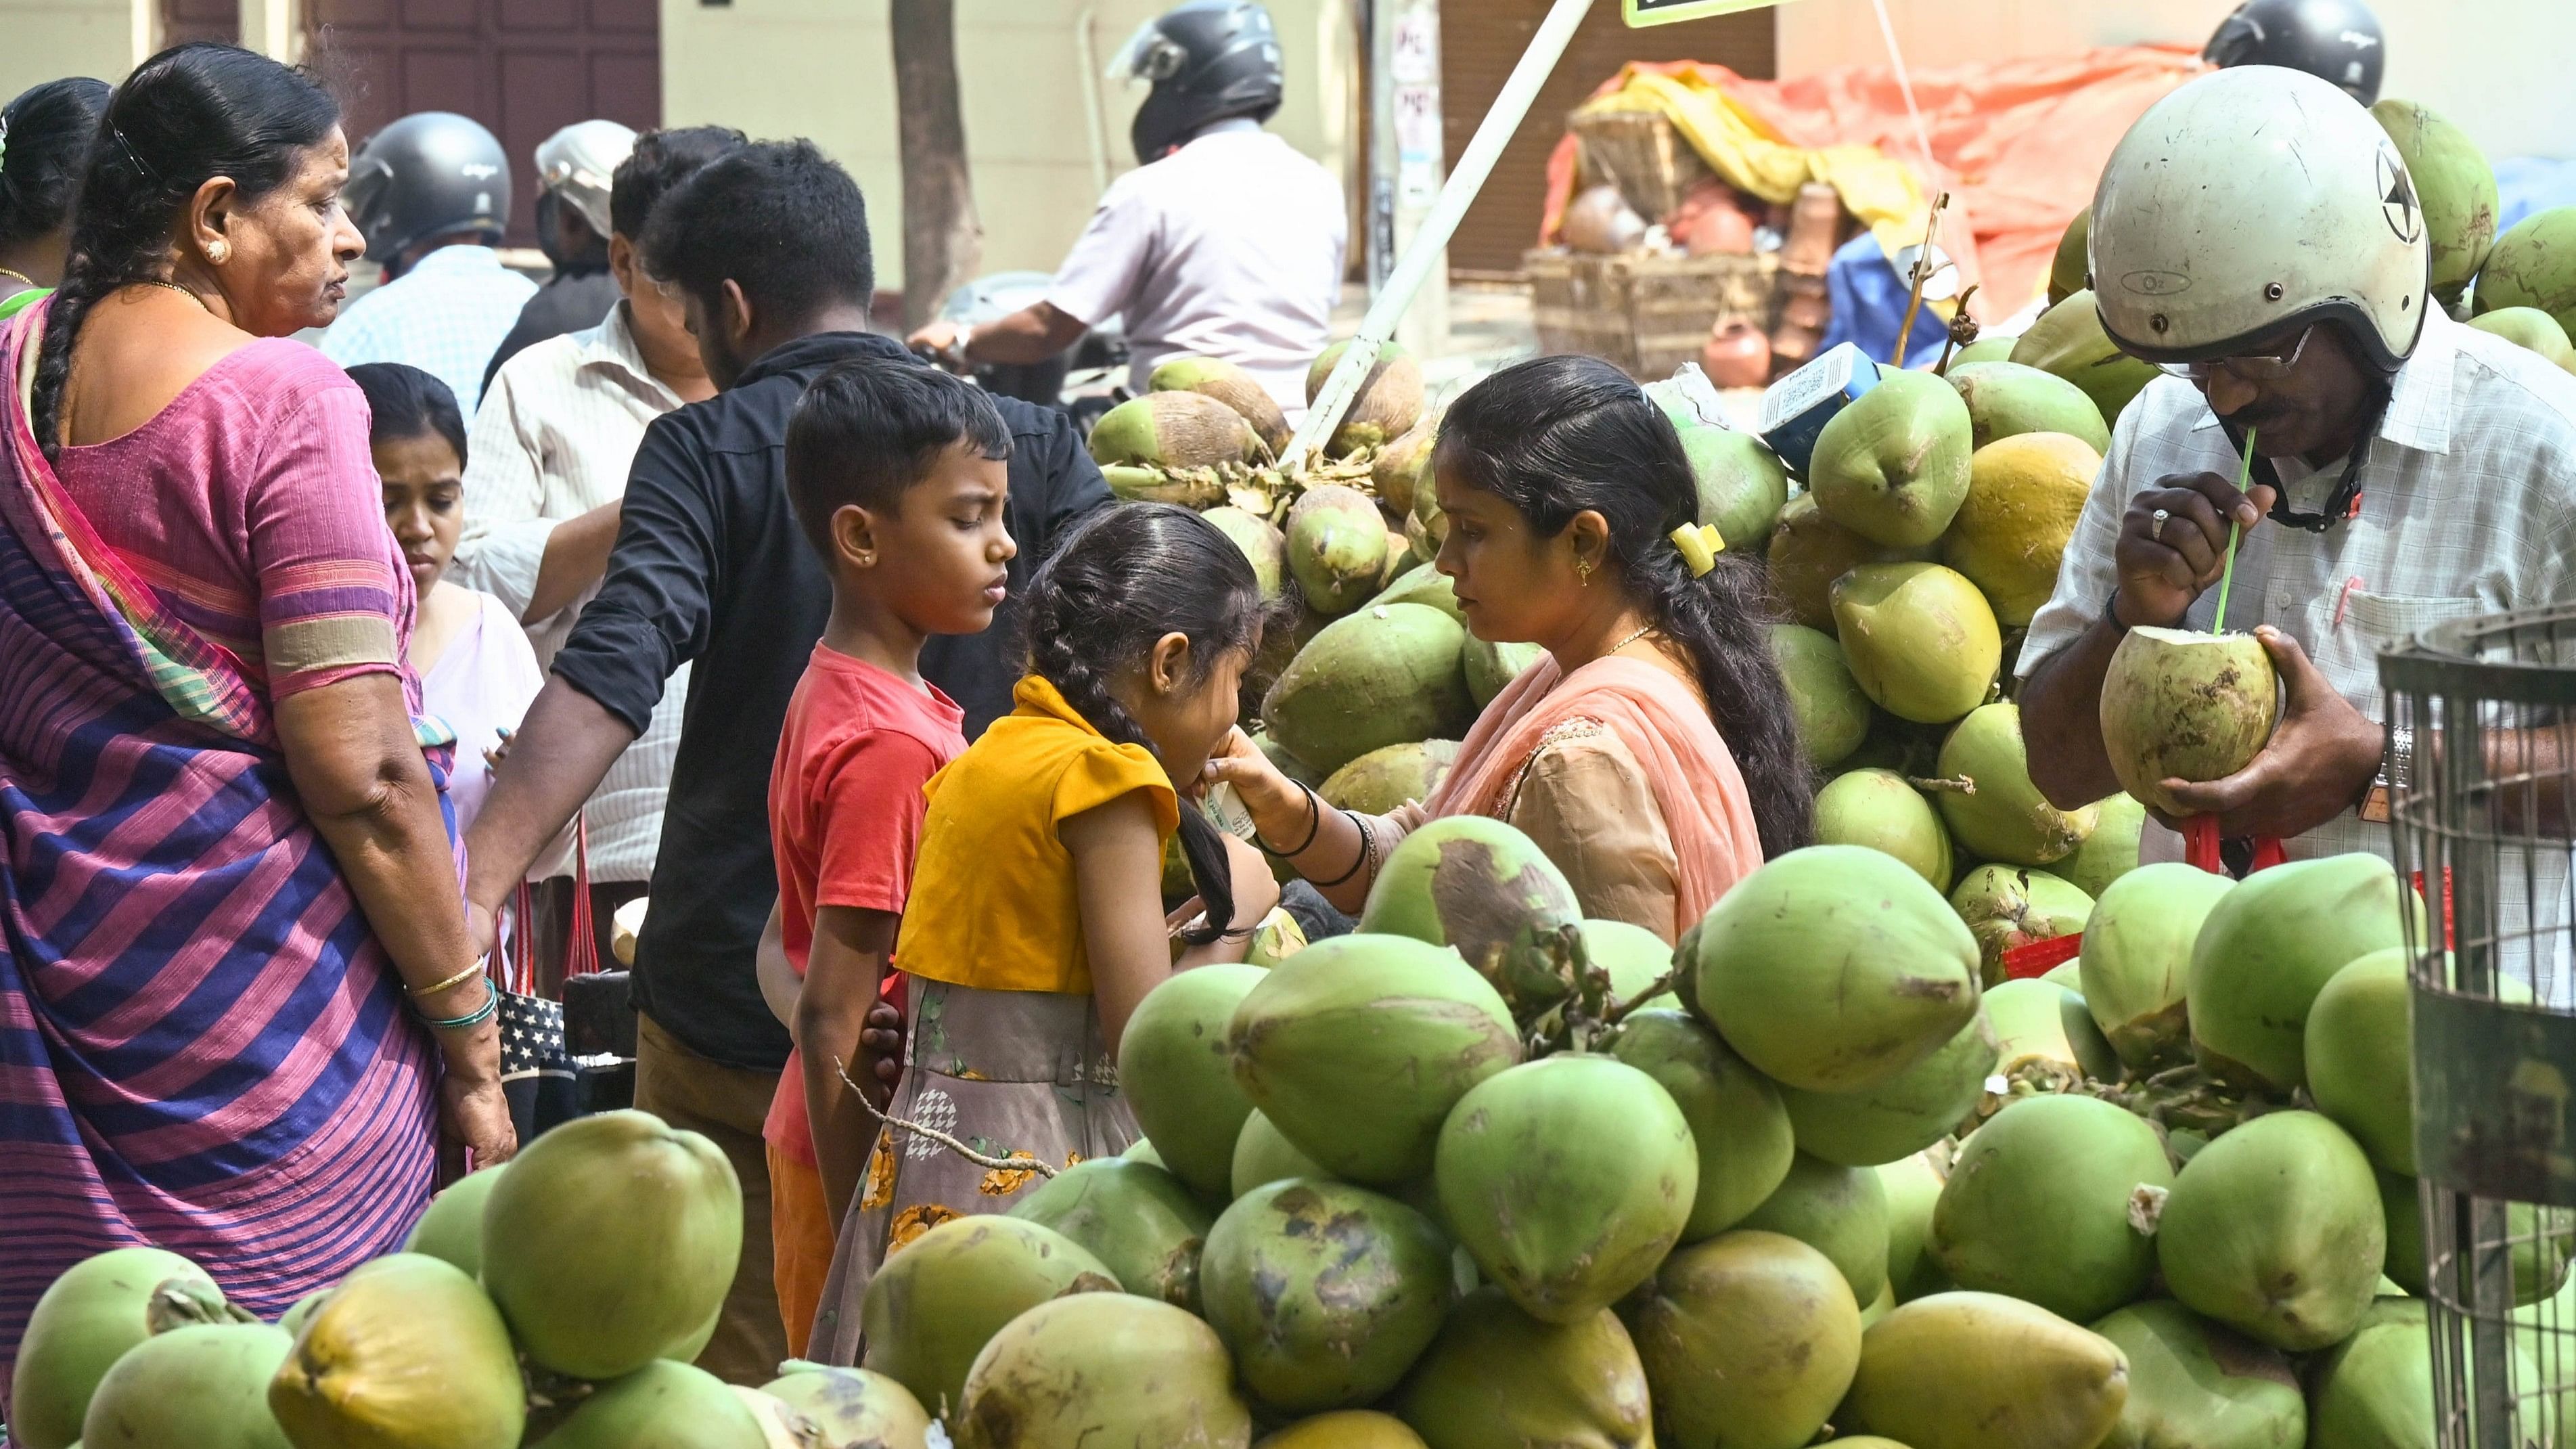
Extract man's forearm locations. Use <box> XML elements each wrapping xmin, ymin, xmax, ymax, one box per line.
<box><xmin>463</xmin><ymin>679</ymin><xmax>638</xmax><ymax>910</ymax></box>
<box><xmin>522</xmin><ymin>500</ymin><xmax>623</xmax><ymax>625</ymax></box>
<box><xmin>968</xmin><ymin>302</ymin><xmax>1087</xmax><ymax>366</ymax></box>
<box><xmin>2020</xmin><ymin>618</ymin><xmax>2129</xmax><ymax>811</ymax></box>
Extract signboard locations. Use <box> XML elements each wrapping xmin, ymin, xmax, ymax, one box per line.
<box><xmin>1625</xmin><ymin>0</ymin><xmax>1798</xmax><ymax>26</ymax></box>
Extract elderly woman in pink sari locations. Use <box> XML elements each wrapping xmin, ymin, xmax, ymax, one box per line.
<box><xmin>1208</xmin><ymin>354</ymin><xmax>1812</xmax><ymax>939</ymax></box>
<box><xmin>0</xmin><ymin>44</ymin><xmax>513</xmax><ymax>1383</ymax></box>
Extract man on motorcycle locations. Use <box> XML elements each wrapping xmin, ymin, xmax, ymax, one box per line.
<box><xmin>909</xmin><ymin>0</ymin><xmax>1345</xmax><ymax>416</ymax></box>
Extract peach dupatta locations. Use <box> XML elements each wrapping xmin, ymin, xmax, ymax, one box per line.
<box><xmin>1421</xmin><ymin>652</ymin><xmax>1765</xmax><ymax>937</ymax></box>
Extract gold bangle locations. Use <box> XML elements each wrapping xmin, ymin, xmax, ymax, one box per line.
<box><xmin>408</xmin><ymin>962</ymin><xmax>487</xmax><ymax>998</ymax></box>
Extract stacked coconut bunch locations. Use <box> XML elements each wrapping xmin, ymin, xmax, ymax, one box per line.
<box><xmin>1088</xmin><ymin>342</ymin><xmax>1429</xmax><ymax>520</ymax></box>
<box><xmin>729</xmin><ymin>811</ymin><xmax>2517</xmax><ymax>1448</ymax></box>
<box><xmin>1764</xmin><ymin>326</ymin><xmax>2144</xmax><ymax>975</ymax></box>
<box><xmin>8</xmin><ymin>1109</ymin><xmax>919</xmax><ymax>1449</ymax></box>
<box><xmin>13</xmin><ymin>843</ymin><xmax>2537</xmax><ymax>1449</ymax></box>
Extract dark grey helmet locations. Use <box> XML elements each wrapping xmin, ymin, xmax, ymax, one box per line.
<box><xmin>1112</xmin><ymin>0</ymin><xmax>1284</xmax><ymax>164</ymax></box>
<box><xmin>2203</xmin><ymin>0</ymin><xmax>2385</xmax><ymax>106</ymax></box>
<box><xmin>344</xmin><ymin>111</ymin><xmax>512</xmax><ymax>263</ymax></box>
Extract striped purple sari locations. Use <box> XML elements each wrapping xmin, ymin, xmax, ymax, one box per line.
<box><xmin>0</xmin><ymin>307</ymin><xmax>439</xmax><ymax>1387</ymax></box>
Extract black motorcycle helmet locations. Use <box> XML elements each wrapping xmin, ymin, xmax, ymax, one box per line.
<box><xmin>2202</xmin><ymin>0</ymin><xmax>2386</xmax><ymax>106</ymax></box>
<box><xmin>1115</xmin><ymin>0</ymin><xmax>1284</xmax><ymax>164</ymax></box>
<box><xmin>344</xmin><ymin>110</ymin><xmax>512</xmax><ymax>265</ymax></box>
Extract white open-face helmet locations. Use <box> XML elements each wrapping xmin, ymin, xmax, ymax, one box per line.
<box><xmin>2090</xmin><ymin>65</ymin><xmax>2428</xmax><ymax>373</ymax></box>
<box><xmin>536</xmin><ymin>119</ymin><xmax>637</xmax><ymax>242</ymax></box>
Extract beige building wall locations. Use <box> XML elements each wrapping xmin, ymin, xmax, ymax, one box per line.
<box><xmin>1777</xmin><ymin>0</ymin><xmax>2576</xmax><ymax>161</ymax></box>
<box><xmin>2</xmin><ymin>0</ymin><xmax>297</xmax><ymax>106</ymax></box>
<box><xmin>660</xmin><ymin>0</ymin><xmax>1357</xmax><ymax>294</ymax></box>
<box><xmin>1</xmin><ymin>0</ymin><xmax>143</xmax><ymax>102</ymax></box>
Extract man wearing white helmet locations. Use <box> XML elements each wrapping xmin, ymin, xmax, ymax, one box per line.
<box><xmin>2020</xmin><ymin>66</ymin><xmax>2576</xmax><ymax>870</ymax></box>
<box><xmin>484</xmin><ymin>118</ymin><xmax>635</xmax><ymax>388</ymax></box>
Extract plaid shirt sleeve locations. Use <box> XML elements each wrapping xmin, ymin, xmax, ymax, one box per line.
<box><xmin>2014</xmin><ymin>380</ymin><xmax>2195</xmax><ymax>679</ymax></box>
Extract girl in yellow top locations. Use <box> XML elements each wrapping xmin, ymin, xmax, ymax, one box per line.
<box><xmin>807</xmin><ymin>503</ymin><xmax>1279</xmax><ymax>1364</ymax></box>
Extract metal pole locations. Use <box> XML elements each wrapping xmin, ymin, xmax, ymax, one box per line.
<box><xmin>1386</xmin><ymin>0</ymin><xmax>1450</xmax><ymax>359</ymax></box>
<box><xmin>1367</xmin><ymin>0</ymin><xmax>1397</xmax><ymax>293</ymax></box>
<box><xmin>1286</xmin><ymin>0</ymin><xmax>1600</xmax><ymax>472</ymax></box>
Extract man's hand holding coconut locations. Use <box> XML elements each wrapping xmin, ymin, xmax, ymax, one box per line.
<box><xmin>2018</xmin><ymin>66</ymin><xmax>2576</xmax><ymax>875</ymax></box>
<box><xmin>2102</xmin><ymin>472</ymin><xmax>2386</xmax><ymax>841</ymax></box>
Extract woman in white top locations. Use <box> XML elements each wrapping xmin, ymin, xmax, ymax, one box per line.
<box><xmin>452</xmin><ymin>125</ymin><xmax>742</xmax><ymax>983</ymax></box>
<box><xmin>348</xmin><ymin>363</ymin><xmax>543</xmax><ymax>836</ymax></box>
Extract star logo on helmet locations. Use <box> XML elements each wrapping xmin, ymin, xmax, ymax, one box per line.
<box><xmin>2378</xmin><ymin>148</ymin><xmax>2421</xmax><ymax>244</ymax></box>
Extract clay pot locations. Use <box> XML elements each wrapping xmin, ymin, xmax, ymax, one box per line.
<box><xmin>1564</xmin><ymin>185</ymin><xmax>1648</xmax><ymax>255</ymax></box>
<box><xmin>1703</xmin><ymin>320</ymin><xmax>1773</xmax><ymax>389</ymax></box>
<box><xmin>1682</xmin><ymin>203</ymin><xmax>1757</xmax><ymax>257</ymax></box>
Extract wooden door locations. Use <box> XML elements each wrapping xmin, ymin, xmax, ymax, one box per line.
<box><xmin>1438</xmin><ymin>0</ymin><xmax>1775</xmax><ymax>277</ymax></box>
<box><xmin>309</xmin><ymin>0</ymin><xmax>660</xmax><ymax>246</ymax></box>
<box><xmin>160</xmin><ymin>0</ymin><xmax>238</xmax><ymax>47</ymax></box>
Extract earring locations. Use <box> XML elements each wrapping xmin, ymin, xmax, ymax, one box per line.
<box><xmin>207</xmin><ymin>242</ymin><xmax>229</xmax><ymax>265</ymax></box>
<box><xmin>855</xmin><ymin>552</ymin><xmax>876</xmax><ymax>567</ymax></box>
<box><xmin>1576</xmin><ymin>558</ymin><xmax>1594</xmax><ymax>587</ymax></box>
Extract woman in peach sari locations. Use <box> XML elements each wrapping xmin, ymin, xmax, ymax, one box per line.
<box><xmin>1208</xmin><ymin>353</ymin><xmax>1811</xmax><ymax>941</ymax></box>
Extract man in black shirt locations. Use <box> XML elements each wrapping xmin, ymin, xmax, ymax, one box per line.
<box><xmin>461</xmin><ymin>140</ymin><xmax>1110</xmax><ymax>1379</ymax></box>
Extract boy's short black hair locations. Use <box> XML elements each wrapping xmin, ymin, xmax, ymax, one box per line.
<box><xmin>346</xmin><ymin>361</ymin><xmax>467</xmax><ymax>467</ymax></box>
<box><xmin>641</xmin><ymin>139</ymin><xmax>872</xmax><ymax>327</ymax></box>
<box><xmin>608</xmin><ymin>124</ymin><xmax>745</xmax><ymax>241</ymax></box>
<box><xmin>785</xmin><ymin>357</ymin><xmax>1012</xmax><ymax>560</ymax></box>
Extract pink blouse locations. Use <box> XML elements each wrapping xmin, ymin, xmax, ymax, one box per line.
<box><xmin>52</xmin><ymin>338</ymin><xmax>410</xmax><ymax>702</ymax></box>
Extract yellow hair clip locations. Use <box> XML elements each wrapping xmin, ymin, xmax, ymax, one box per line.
<box><xmin>1669</xmin><ymin>522</ymin><xmax>1725</xmax><ymax>578</ymax></box>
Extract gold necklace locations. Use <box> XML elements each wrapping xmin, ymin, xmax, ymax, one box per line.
<box><xmin>1604</xmin><ymin>621</ymin><xmax>1656</xmax><ymax>656</ymax></box>
<box><xmin>129</xmin><ymin>277</ymin><xmax>216</xmax><ymax>316</ymax></box>
<box><xmin>0</xmin><ymin>266</ymin><xmax>35</xmax><ymax>293</ymax></box>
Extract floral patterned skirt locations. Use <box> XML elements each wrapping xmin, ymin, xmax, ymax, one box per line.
<box><xmin>806</xmin><ymin>979</ymin><xmax>1137</xmax><ymax>1367</ymax></box>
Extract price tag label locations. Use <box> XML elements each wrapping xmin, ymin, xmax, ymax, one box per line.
<box><xmin>1624</xmin><ymin>0</ymin><xmax>1801</xmax><ymax>26</ymax></box>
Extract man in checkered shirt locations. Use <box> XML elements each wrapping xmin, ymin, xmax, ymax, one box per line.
<box><xmin>2020</xmin><ymin>66</ymin><xmax>2576</xmax><ymax>887</ymax></box>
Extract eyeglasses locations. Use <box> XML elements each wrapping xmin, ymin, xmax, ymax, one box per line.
<box><xmin>2156</xmin><ymin>325</ymin><xmax>2315</xmax><ymax>383</ymax></box>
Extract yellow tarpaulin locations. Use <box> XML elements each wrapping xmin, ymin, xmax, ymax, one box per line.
<box><xmin>1569</xmin><ymin>66</ymin><xmax>1936</xmax><ymax>282</ymax></box>
<box><xmin>1546</xmin><ymin>49</ymin><xmax>2209</xmax><ymax>319</ymax></box>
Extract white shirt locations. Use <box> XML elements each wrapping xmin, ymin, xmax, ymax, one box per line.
<box><xmin>419</xmin><ymin>587</ymin><xmax>544</xmax><ymax>841</ymax></box>
<box><xmin>2020</xmin><ymin>313</ymin><xmax>2576</xmax><ymax>984</ymax></box>
<box><xmin>453</xmin><ymin>303</ymin><xmax>692</xmax><ymax>882</ymax></box>
<box><xmin>319</xmin><ymin>245</ymin><xmax>537</xmax><ymax>414</ymax></box>
<box><xmin>1047</xmin><ymin>120</ymin><xmax>1347</xmax><ymax>411</ymax></box>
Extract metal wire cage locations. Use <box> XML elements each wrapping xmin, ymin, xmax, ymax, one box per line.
<box><xmin>2383</xmin><ymin>607</ymin><xmax>2576</xmax><ymax>1449</ymax></box>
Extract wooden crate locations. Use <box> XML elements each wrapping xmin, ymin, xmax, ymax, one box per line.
<box><xmin>1570</xmin><ymin>107</ymin><xmax>1716</xmax><ymax>224</ymax></box>
<box><xmin>1527</xmin><ymin>249</ymin><xmax>1782</xmax><ymax>382</ymax></box>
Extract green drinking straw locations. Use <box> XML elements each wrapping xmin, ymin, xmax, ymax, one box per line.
<box><xmin>2212</xmin><ymin>425</ymin><xmax>2255</xmax><ymax>633</ymax></box>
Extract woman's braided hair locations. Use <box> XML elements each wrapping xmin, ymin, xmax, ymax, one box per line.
<box><xmin>0</xmin><ymin>78</ymin><xmax>111</xmax><ymax>255</ymax></box>
<box><xmin>30</xmin><ymin>43</ymin><xmax>338</xmax><ymax>455</ymax></box>
<box><xmin>1020</xmin><ymin>503</ymin><xmax>1273</xmax><ymax>945</ymax></box>
<box><xmin>1434</xmin><ymin>353</ymin><xmax>1815</xmax><ymax>858</ymax></box>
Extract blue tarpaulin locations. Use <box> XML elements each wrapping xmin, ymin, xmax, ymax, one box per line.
<box><xmin>2495</xmin><ymin>156</ymin><xmax>2576</xmax><ymax>238</ymax></box>
<box><xmin>1817</xmin><ymin>231</ymin><xmax>1951</xmax><ymax>371</ymax></box>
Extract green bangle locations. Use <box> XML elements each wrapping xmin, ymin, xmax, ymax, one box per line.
<box><xmin>412</xmin><ymin>985</ymin><xmax>497</xmax><ymax>1032</ymax></box>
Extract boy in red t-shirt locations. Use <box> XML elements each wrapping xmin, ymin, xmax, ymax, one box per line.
<box><xmin>762</xmin><ymin>357</ymin><xmax>1017</xmax><ymax>1353</ymax></box>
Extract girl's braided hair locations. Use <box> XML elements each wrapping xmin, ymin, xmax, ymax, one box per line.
<box><xmin>1021</xmin><ymin>502</ymin><xmax>1273</xmax><ymax>944</ymax></box>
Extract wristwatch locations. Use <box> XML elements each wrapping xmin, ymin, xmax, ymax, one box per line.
<box><xmin>2358</xmin><ymin>723</ymin><xmax>2413</xmax><ymax>824</ymax></box>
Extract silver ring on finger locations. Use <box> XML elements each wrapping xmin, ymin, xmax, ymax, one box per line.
<box><xmin>2150</xmin><ymin>508</ymin><xmax>2171</xmax><ymax>536</ymax></box>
